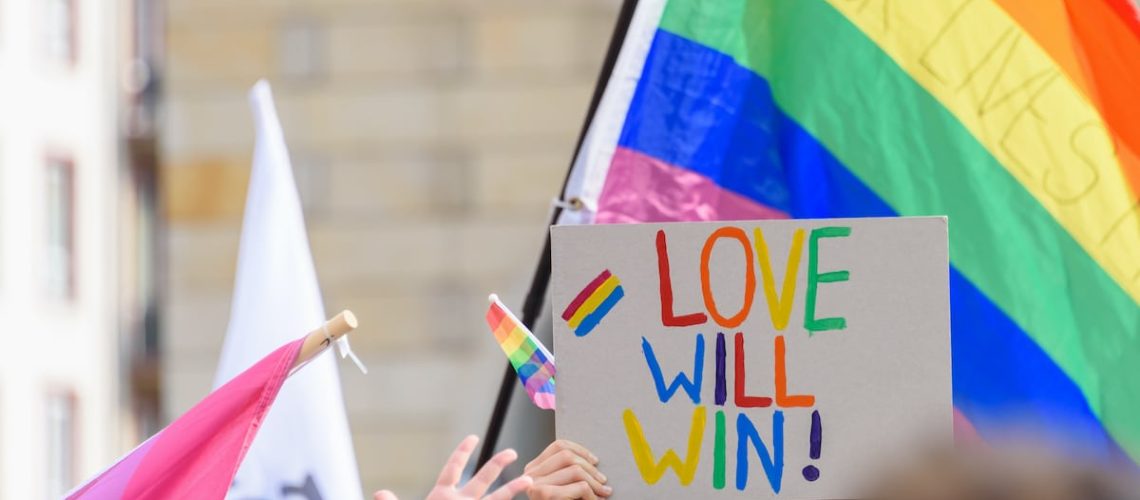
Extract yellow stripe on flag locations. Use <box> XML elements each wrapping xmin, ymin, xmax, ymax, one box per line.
<box><xmin>501</xmin><ymin>327</ymin><xmax>527</xmax><ymax>354</ymax></box>
<box><xmin>825</xmin><ymin>0</ymin><xmax>1140</xmax><ymax>303</ymax></box>
<box><xmin>568</xmin><ymin>276</ymin><xmax>621</xmax><ymax>328</ymax></box>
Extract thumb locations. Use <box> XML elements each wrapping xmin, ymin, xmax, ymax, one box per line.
<box><xmin>374</xmin><ymin>490</ymin><xmax>399</xmax><ymax>500</ymax></box>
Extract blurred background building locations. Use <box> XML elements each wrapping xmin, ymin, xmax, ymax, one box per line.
<box><xmin>161</xmin><ymin>0</ymin><xmax>618</xmax><ymax>497</ymax></box>
<box><xmin>0</xmin><ymin>0</ymin><xmax>620</xmax><ymax>497</ymax></box>
<box><xmin>0</xmin><ymin>0</ymin><xmax>162</xmax><ymax>498</ymax></box>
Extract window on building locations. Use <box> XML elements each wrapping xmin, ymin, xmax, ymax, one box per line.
<box><xmin>44</xmin><ymin>0</ymin><xmax>77</xmax><ymax>64</ymax></box>
<box><xmin>45</xmin><ymin>156</ymin><xmax>75</xmax><ymax>299</ymax></box>
<box><xmin>45</xmin><ymin>391</ymin><xmax>77</xmax><ymax>499</ymax></box>
<box><xmin>278</xmin><ymin>17</ymin><xmax>324</xmax><ymax>82</ymax></box>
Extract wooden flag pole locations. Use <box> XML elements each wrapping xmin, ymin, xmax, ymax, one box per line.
<box><xmin>292</xmin><ymin>310</ymin><xmax>359</xmax><ymax>371</ymax></box>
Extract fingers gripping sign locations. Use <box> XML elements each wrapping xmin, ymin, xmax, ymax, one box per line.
<box><xmin>373</xmin><ymin>435</ymin><xmax>532</xmax><ymax>500</ymax></box>
<box><xmin>525</xmin><ymin>440</ymin><xmax>612</xmax><ymax>499</ymax></box>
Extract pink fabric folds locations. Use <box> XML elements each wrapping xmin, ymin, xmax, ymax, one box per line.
<box><xmin>68</xmin><ymin>338</ymin><xmax>305</xmax><ymax>499</ymax></box>
<box><xmin>596</xmin><ymin>147</ymin><xmax>789</xmax><ymax>223</ymax></box>
<box><xmin>953</xmin><ymin>407</ymin><xmax>982</xmax><ymax>445</ymax></box>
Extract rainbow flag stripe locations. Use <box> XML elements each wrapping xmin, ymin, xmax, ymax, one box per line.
<box><xmin>486</xmin><ymin>294</ymin><xmax>556</xmax><ymax>410</ymax></box>
<box><xmin>561</xmin><ymin>269</ymin><xmax>626</xmax><ymax>337</ymax></box>
<box><xmin>561</xmin><ymin>0</ymin><xmax>1140</xmax><ymax>466</ymax></box>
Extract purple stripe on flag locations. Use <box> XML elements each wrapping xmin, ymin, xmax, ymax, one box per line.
<box><xmin>525</xmin><ymin>369</ymin><xmax>556</xmax><ymax>393</ymax></box>
<box><xmin>67</xmin><ymin>437</ymin><xmax>158</xmax><ymax>499</ymax></box>
<box><xmin>532</xmin><ymin>391</ymin><xmax>556</xmax><ymax>411</ymax></box>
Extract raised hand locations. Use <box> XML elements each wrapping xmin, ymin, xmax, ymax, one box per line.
<box><xmin>374</xmin><ymin>435</ymin><xmax>532</xmax><ymax>500</ymax></box>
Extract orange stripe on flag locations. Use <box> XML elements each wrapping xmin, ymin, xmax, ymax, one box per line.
<box><xmin>995</xmin><ymin>0</ymin><xmax>1140</xmax><ymax>197</ymax></box>
<box><xmin>492</xmin><ymin>315</ymin><xmax>515</xmax><ymax>343</ymax></box>
<box><xmin>1064</xmin><ymin>0</ymin><xmax>1140</xmax><ymax>196</ymax></box>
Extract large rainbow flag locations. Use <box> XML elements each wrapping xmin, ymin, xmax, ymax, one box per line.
<box><xmin>559</xmin><ymin>0</ymin><xmax>1140</xmax><ymax>466</ymax></box>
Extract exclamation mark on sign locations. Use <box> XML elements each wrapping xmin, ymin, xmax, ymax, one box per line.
<box><xmin>802</xmin><ymin>410</ymin><xmax>822</xmax><ymax>481</ymax></box>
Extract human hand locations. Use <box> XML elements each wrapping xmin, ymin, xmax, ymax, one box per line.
<box><xmin>524</xmin><ymin>440</ymin><xmax>611</xmax><ymax>499</ymax></box>
<box><xmin>374</xmin><ymin>435</ymin><xmax>532</xmax><ymax>500</ymax></box>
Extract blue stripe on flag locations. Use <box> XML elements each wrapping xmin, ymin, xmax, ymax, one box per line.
<box><xmin>618</xmin><ymin>31</ymin><xmax>793</xmax><ymax>213</ymax></box>
<box><xmin>575</xmin><ymin>286</ymin><xmax>626</xmax><ymax>337</ymax></box>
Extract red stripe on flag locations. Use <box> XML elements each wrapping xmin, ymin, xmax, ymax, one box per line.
<box><xmin>561</xmin><ymin>269</ymin><xmax>613</xmax><ymax>320</ymax></box>
<box><xmin>486</xmin><ymin>301</ymin><xmax>508</xmax><ymax>329</ymax></box>
<box><xmin>1106</xmin><ymin>0</ymin><xmax>1140</xmax><ymax>39</ymax></box>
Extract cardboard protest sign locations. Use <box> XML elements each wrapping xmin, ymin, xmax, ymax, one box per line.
<box><xmin>551</xmin><ymin>217</ymin><xmax>951</xmax><ymax>498</ymax></box>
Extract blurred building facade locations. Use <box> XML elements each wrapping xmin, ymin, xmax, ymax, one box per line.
<box><xmin>0</xmin><ymin>0</ymin><xmax>162</xmax><ymax>498</ymax></box>
<box><xmin>161</xmin><ymin>0</ymin><xmax>618</xmax><ymax>496</ymax></box>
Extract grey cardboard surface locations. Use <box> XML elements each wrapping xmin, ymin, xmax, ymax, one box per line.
<box><xmin>551</xmin><ymin>217</ymin><xmax>951</xmax><ymax>499</ymax></box>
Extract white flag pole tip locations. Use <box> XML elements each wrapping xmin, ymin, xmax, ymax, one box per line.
<box><xmin>488</xmin><ymin>293</ymin><xmax>500</xmax><ymax>304</ymax></box>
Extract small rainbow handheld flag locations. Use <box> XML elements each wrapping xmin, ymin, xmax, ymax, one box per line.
<box><xmin>486</xmin><ymin>294</ymin><xmax>556</xmax><ymax>410</ymax></box>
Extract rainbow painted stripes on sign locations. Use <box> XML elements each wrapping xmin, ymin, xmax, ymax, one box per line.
<box><xmin>561</xmin><ymin>269</ymin><xmax>626</xmax><ymax>337</ymax></box>
<box><xmin>561</xmin><ymin>0</ymin><xmax>1140</xmax><ymax>467</ymax></box>
<box><xmin>486</xmin><ymin>294</ymin><xmax>556</xmax><ymax>410</ymax></box>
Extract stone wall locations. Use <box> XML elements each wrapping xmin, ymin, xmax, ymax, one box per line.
<box><xmin>162</xmin><ymin>0</ymin><xmax>619</xmax><ymax>495</ymax></box>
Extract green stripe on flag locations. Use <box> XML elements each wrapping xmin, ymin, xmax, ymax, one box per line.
<box><xmin>659</xmin><ymin>0</ymin><xmax>1140</xmax><ymax>459</ymax></box>
<box><xmin>510</xmin><ymin>338</ymin><xmax>537</xmax><ymax>367</ymax></box>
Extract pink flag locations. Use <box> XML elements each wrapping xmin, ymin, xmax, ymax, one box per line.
<box><xmin>67</xmin><ymin>337</ymin><xmax>304</xmax><ymax>499</ymax></box>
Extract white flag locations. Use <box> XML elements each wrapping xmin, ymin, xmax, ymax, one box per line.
<box><xmin>213</xmin><ymin>80</ymin><xmax>364</xmax><ymax>500</ymax></box>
